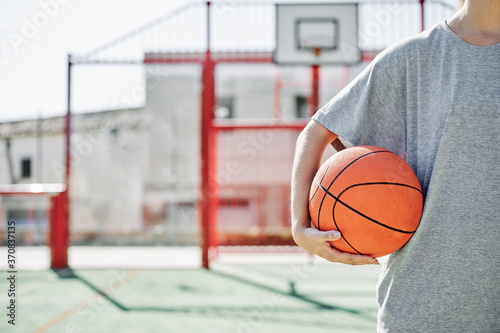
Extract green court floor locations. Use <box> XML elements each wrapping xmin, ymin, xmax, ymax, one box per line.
<box><xmin>0</xmin><ymin>258</ymin><xmax>381</xmax><ymax>333</ymax></box>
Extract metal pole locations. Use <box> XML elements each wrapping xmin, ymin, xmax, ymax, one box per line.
<box><xmin>5</xmin><ymin>139</ymin><xmax>16</xmax><ymax>184</ymax></box>
<box><xmin>51</xmin><ymin>55</ymin><xmax>71</xmax><ymax>269</ymax></box>
<box><xmin>200</xmin><ymin>1</ymin><xmax>217</xmax><ymax>269</ymax></box>
<box><xmin>310</xmin><ymin>63</ymin><xmax>345</xmax><ymax>151</ymax></box>
<box><xmin>420</xmin><ymin>0</ymin><xmax>425</xmax><ymax>32</ymax></box>
<box><xmin>50</xmin><ymin>191</ymin><xmax>68</xmax><ymax>269</ymax></box>
<box><xmin>309</xmin><ymin>65</ymin><xmax>320</xmax><ymax>117</ymax></box>
<box><xmin>37</xmin><ymin>109</ymin><xmax>43</xmax><ymax>183</ymax></box>
<box><xmin>65</xmin><ymin>55</ymin><xmax>71</xmax><ymax>197</ymax></box>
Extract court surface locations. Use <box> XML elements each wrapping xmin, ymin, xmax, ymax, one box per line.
<box><xmin>0</xmin><ymin>247</ymin><xmax>382</xmax><ymax>333</ymax></box>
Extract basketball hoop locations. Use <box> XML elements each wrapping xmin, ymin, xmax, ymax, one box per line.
<box><xmin>274</xmin><ymin>4</ymin><xmax>360</xmax><ymax>65</ymax></box>
<box><xmin>313</xmin><ymin>47</ymin><xmax>322</xmax><ymax>57</ymax></box>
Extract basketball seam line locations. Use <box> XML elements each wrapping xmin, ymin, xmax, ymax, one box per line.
<box><xmin>315</xmin><ymin>150</ymin><xmax>390</xmax><ymax>231</ymax></box>
<box><xmin>340</xmin><ymin>182</ymin><xmax>423</xmax><ymax>195</ymax></box>
<box><xmin>331</xmin><ymin>197</ymin><xmax>363</xmax><ymax>255</ymax></box>
<box><xmin>309</xmin><ymin>155</ymin><xmax>335</xmax><ymax>205</ymax></box>
<box><xmin>315</xmin><ymin>178</ymin><xmax>419</xmax><ymax>234</ymax></box>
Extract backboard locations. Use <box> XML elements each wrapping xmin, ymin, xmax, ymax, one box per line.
<box><xmin>274</xmin><ymin>4</ymin><xmax>360</xmax><ymax>65</ymax></box>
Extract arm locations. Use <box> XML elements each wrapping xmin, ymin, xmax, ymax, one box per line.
<box><xmin>291</xmin><ymin>120</ymin><xmax>379</xmax><ymax>265</ymax></box>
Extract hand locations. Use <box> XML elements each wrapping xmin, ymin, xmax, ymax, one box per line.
<box><xmin>290</xmin><ymin>121</ymin><xmax>379</xmax><ymax>266</ymax></box>
<box><xmin>293</xmin><ymin>225</ymin><xmax>379</xmax><ymax>265</ymax></box>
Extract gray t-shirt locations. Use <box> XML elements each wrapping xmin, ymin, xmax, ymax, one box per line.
<box><xmin>313</xmin><ymin>21</ymin><xmax>500</xmax><ymax>332</ymax></box>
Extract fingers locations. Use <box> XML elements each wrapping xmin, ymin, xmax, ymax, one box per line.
<box><xmin>314</xmin><ymin>242</ymin><xmax>379</xmax><ymax>265</ymax></box>
<box><xmin>301</xmin><ymin>227</ymin><xmax>340</xmax><ymax>241</ymax></box>
<box><xmin>330</xmin><ymin>250</ymin><xmax>380</xmax><ymax>266</ymax></box>
<box><xmin>309</xmin><ymin>229</ymin><xmax>379</xmax><ymax>265</ymax></box>
<box><xmin>293</xmin><ymin>227</ymin><xmax>380</xmax><ymax>266</ymax></box>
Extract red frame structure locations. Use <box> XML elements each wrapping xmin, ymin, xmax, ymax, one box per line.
<box><xmin>0</xmin><ymin>184</ymin><xmax>67</xmax><ymax>268</ymax></box>
<box><xmin>148</xmin><ymin>2</ymin><xmax>325</xmax><ymax>268</ymax></box>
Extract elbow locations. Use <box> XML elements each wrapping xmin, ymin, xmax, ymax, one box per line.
<box><xmin>298</xmin><ymin>120</ymin><xmax>338</xmax><ymax>147</ymax></box>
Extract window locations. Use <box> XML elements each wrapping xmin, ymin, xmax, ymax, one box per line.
<box><xmin>295</xmin><ymin>95</ymin><xmax>309</xmax><ymax>118</ymax></box>
<box><xmin>21</xmin><ymin>158</ymin><xmax>31</xmax><ymax>178</ymax></box>
<box><xmin>215</xmin><ymin>97</ymin><xmax>234</xmax><ymax>119</ymax></box>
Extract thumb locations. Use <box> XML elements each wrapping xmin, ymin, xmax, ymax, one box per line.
<box><xmin>324</xmin><ymin>230</ymin><xmax>341</xmax><ymax>241</ymax></box>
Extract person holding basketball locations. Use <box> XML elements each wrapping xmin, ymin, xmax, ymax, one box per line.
<box><xmin>291</xmin><ymin>0</ymin><xmax>500</xmax><ymax>331</ymax></box>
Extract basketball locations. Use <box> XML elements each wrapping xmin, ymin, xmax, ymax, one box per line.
<box><xmin>309</xmin><ymin>146</ymin><xmax>423</xmax><ymax>258</ymax></box>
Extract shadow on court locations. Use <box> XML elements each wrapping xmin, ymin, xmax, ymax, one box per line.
<box><xmin>0</xmin><ymin>263</ymin><xmax>380</xmax><ymax>333</ymax></box>
<box><xmin>34</xmin><ymin>263</ymin><xmax>380</xmax><ymax>333</ymax></box>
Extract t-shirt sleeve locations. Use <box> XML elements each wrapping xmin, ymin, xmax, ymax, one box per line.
<box><xmin>312</xmin><ymin>58</ymin><xmax>406</xmax><ymax>157</ymax></box>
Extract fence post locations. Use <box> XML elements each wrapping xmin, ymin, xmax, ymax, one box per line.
<box><xmin>49</xmin><ymin>192</ymin><xmax>69</xmax><ymax>269</ymax></box>
<box><xmin>49</xmin><ymin>53</ymin><xmax>72</xmax><ymax>270</ymax></box>
<box><xmin>200</xmin><ymin>1</ymin><xmax>218</xmax><ymax>269</ymax></box>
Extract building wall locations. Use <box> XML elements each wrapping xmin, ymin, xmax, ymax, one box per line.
<box><xmin>0</xmin><ymin>135</ymin><xmax>64</xmax><ymax>184</ymax></box>
<box><xmin>0</xmin><ymin>62</ymin><xmax>368</xmax><ymax>246</ymax></box>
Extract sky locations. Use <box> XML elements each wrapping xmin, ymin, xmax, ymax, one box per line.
<box><xmin>0</xmin><ymin>0</ymin><xmax>456</xmax><ymax>122</ymax></box>
<box><xmin>0</xmin><ymin>0</ymin><xmax>191</xmax><ymax>122</ymax></box>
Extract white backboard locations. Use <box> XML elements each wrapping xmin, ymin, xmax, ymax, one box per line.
<box><xmin>274</xmin><ymin>4</ymin><xmax>360</xmax><ymax>65</ymax></box>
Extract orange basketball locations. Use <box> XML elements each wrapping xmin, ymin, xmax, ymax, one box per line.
<box><xmin>309</xmin><ymin>146</ymin><xmax>423</xmax><ymax>258</ymax></box>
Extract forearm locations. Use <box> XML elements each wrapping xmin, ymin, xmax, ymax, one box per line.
<box><xmin>290</xmin><ymin>121</ymin><xmax>379</xmax><ymax>265</ymax></box>
<box><xmin>291</xmin><ymin>120</ymin><xmax>338</xmax><ymax>235</ymax></box>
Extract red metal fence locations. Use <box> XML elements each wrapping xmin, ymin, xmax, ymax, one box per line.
<box><xmin>0</xmin><ymin>184</ymin><xmax>67</xmax><ymax>268</ymax></box>
<box><xmin>215</xmin><ymin>123</ymin><xmax>307</xmax><ymax>247</ymax></box>
<box><xmin>0</xmin><ymin>1</ymin><xmax>456</xmax><ymax>268</ymax></box>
